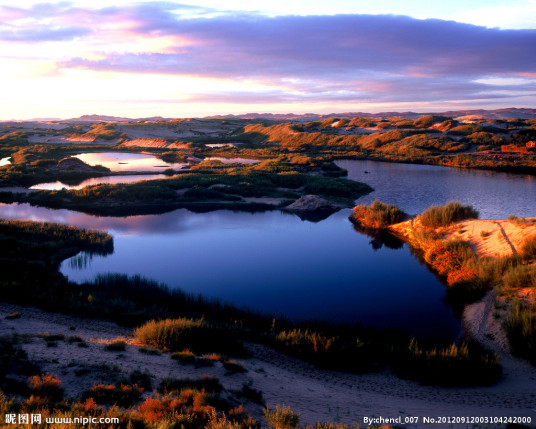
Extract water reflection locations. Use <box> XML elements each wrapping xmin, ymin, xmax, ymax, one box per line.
<box><xmin>0</xmin><ymin>201</ymin><xmax>459</xmax><ymax>339</ymax></box>
<box><xmin>204</xmin><ymin>157</ymin><xmax>259</xmax><ymax>164</ymax></box>
<box><xmin>30</xmin><ymin>174</ymin><xmax>167</xmax><ymax>190</ymax></box>
<box><xmin>74</xmin><ymin>152</ymin><xmax>188</xmax><ymax>172</ymax></box>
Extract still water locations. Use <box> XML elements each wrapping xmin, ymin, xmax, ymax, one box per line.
<box><xmin>30</xmin><ymin>174</ymin><xmax>167</xmax><ymax>190</ymax></box>
<box><xmin>337</xmin><ymin>160</ymin><xmax>536</xmax><ymax>218</ymax></box>
<box><xmin>3</xmin><ymin>160</ymin><xmax>535</xmax><ymax>339</ymax></box>
<box><xmin>0</xmin><ymin>202</ymin><xmax>460</xmax><ymax>340</ymax></box>
<box><xmin>73</xmin><ymin>152</ymin><xmax>188</xmax><ymax>172</ymax></box>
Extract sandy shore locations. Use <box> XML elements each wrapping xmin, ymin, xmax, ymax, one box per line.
<box><xmin>1</xmin><ymin>303</ymin><xmax>535</xmax><ymax>428</ymax></box>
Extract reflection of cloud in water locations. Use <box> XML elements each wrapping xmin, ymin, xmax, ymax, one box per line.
<box><xmin>0</xmin><ymin>203</ymin><xmax>287</xmax><ymax>236</ymax></box>
<box><xmin>74</xmin><ymin>153</ymin><xmax>187</xmax><ymax>172</ymax></box>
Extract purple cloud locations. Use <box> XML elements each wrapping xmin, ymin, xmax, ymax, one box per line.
<box><xmin>58</xmin><ymin>10</ymin><xmax>536</xmax><ymax>80</ymax></box>
<box><xmin>1</xmin><ymin>2</ymin><xmax>535</xmax><ymax>106</ymax></box>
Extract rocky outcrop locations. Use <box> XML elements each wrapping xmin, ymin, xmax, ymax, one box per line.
<box><xmin>286</xmin><ymin>195</ymin><xmax>337</xmax><ymax>212</ymax></box>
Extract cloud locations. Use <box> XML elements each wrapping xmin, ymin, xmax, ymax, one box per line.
<box><xmin>1</xmin><ymin>2</ymin><xmax>535</xmax><ymax>108</ymax></box>
<box><xmin>54</xmin><ymin>9</ymin><xmax>536</xmax><ymax>80</ymax></box>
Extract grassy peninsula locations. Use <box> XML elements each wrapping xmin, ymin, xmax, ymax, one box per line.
<box><xmin>351</xmin><ymin>201</ymin><xmax>536</xmax><ymax>365</ymax></box>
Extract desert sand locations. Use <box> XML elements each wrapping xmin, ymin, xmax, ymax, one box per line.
<box><xmin>1</xmin><ymin>302</ymin><xmax>535</xmax><ymax>428</ymax></box>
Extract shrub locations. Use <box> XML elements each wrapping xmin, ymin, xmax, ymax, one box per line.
<box><xmin>158</xmin><ymin>375</ymin><xmax>222</xmax><ymax>394</ymax></box>
<box><xmin>521</xmin><ymin>235</ymin><xmax>536</xmax><ymax>260</ymax></box>
<box><xmin>391</xmin><ymin>340</ymin><xmax>502</xmax><ymax>386</ymax></box>
<box><xmin>138</xmin><ymin>390</ymin><xmax>215</xmax><ymax>423</ymax></box>
<box><xmin>504</xmin><ymin>301</ymin><xmax>536</xmax><ymax>364</ymax></box>
<box><xmin>27</xmin><ymin>374</ymin><xmax>64</xmax><ymax>402</ymax></box>
<box><xmin>419</xmin><ymin>202</ymin><xmax>478</xmax><ymax>228</ymax></box>
<box><xmin>502</xmin><ymin>265</ymin><xmax>536</xmax><ymax>290</ymax></box>
<box><xmin>134</xmin><ymin>318</ymin><xmax>242</xmax><ymax>355</ymax></box>
<box><xmin>223</xmin><ymin>360</ymin><xmax>247</xmax><ymax>374</ymax></box>
<box><xmin>104</xmin><ymin>339</ymin><xmax>127</xmax><ymax>352</ymax></box>
<box><xmin>82</xmin><ymin>383</ymin><xmax>143</xmax><ymax>407</ymax></box>
<box><xmin>277</xmin><ymin>329</ymin><xmax>335</xmax><ymax>355</ymax></box>
<box><xmin>264</xmin><ymin>404</ymin><xmax>299</xmax><ymax>429</ymax></box>
<box><xmin>350</xmin><ymin>200</ymin><xmax>406</xmax><ymax>229</ymax></box>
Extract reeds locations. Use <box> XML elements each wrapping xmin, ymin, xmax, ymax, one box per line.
<box><xmin>419</xmin><ymin>201</ymin><xmax>478</xmax><ymax>228</ymax></box>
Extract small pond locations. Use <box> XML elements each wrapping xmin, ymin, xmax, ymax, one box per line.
<box><xmin>73</xmin><ymin>152</ymin><xmax>188</xmax><ymax>172</ymax></box>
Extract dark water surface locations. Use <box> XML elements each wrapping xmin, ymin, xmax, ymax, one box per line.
<box><xmin>3</xmin><ymin>160</ymin><xmax>535</xmax><ymax>339</ymax></box>
<box><xmin>0</xmin><ymin>202</ymin><xmax>459</xmax><ymax>340</ymax></box>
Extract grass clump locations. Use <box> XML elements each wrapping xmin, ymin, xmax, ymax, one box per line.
<box><xmin>391</xmin><ymin>339</ymin><xmax>502</xmax><ymax>386</ymax></box>
<box><xmin>264</xmin><ymin>404</ymin><xmax>299</xmax><ymax>429</ymax></box>
<box><xmin>134</xmin><ymin>318</ymin><xmax>243</xmax><ymax>355</ymax></box>
<box><xmin>521</xmin><ymin>234</ymin><xmax>536</xmax><ymax>260</ymax></box>
<box><xmin>350</xmin><ymin>200</ymin><xmax>406</xmax><ymax>229</ymax></box>
<box><xmin>223</xmin><ymin>360</ymin><xmax>247</xmax><ymax>374</ymax></box>
<box><xmin>82</xmin><ymin>383</ymin><xmax>144</xmax><ymax>407</ymax></box>
<box><xmin>419</xmin><ymin>201</ymin><xmax>478</xmax><ymax>228</ymax></box>
<box><xmin>504</xmin><ymin>301</ymin><xmax>536</xmax><ymax>364</ymax></box>
<box><xmin>27</xmin><ymin>374</ymin><xmax>64</xmax><ymax>402</ymax></box>
<box><xmin>4</xmin><ymin>312</ymin><xmax>20</xmax><ymax>320</ymax></box>
<box><xmin>104</xmin><ymin>339</ymin><xmax>127</xmax><ymax>352</ymax></box>
<box><xmin>158</xmin><ymin>375</ymin><xmax>222</xmax><ymax>394</ymax></box>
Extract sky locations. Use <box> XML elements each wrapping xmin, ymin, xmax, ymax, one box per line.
<box><xmin>1</xmin><ymin>0</ymin><xmax>536</xmax><ymax>119</ymax></box>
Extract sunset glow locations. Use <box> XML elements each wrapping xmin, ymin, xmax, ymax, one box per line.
<box><xmin>1</xmin><ymin>0</ymin><xmax>535</xmax><ymax>119</ymax></box>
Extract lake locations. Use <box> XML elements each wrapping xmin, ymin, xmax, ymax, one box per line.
<box><xmin>0</xmin><ymin>202</ymin><xmax>460</xmax><ymax>340</ymax></box>
<box><xmin>2</xmin><ymin>160</ymin><xmax>535</xmax><ymax>340</ymax></box>
<box><xmin>337</xmin><ymin>160</ymin><xmax>536</xmax><ymax>218</ymax></box>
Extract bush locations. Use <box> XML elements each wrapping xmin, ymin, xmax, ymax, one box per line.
<box><xmin>82</xmin><ymin>383</ymin><xmax>143</xmax><ymax>407</ymax></box>
<box><xmin>158</xmin><ymin>375</ymin><xmax>222</xmax><ymax>394</ymax></box>
<box><xmin>264</xmin><ymin>404</ymin><xmax>299</xmax><ymax>429</ymax></box>
<box><xmin>504</xmin><ymin>301</ymin><xmax>536</xmax><ymax>364</ymax></box>
<box><xmin>277</xmin><ymin>330</ymin><xmax>335</xmax><ymax>355</ymax></box>
<box><xmin>104</xmin><ymin>339</ymin><xmax>127</xmax><ymax>352</ymax></box>
<box><xmin>391</xmin><ymin>340</ymin><xmax>502</xmax><ymax>386</ymax></box>
<box><xmin>419</xmin><ymin>202</ymin><xmax>478</xmax><ymax>228</ymax></box>
<box><xmin>27</xmin><ymin>374</ymin><xmax>64</xmax><ymax>402</ymax></box>
<box><xmin>134</xmin><ymin>318</ymin><xmax>243</xmax><ymax>355</ymax></box>
<box><xmin>350</xmin><ymin>200</ymin><xmax>406</xmax><ymax>229</ymax></box>
<box><xmin>521</xmin><ymin>235</ymin><xmax>536</xmax><ymax>260</ymax></box>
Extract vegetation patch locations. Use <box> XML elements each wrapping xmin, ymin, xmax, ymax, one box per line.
<box><xmin>419</xmin><ymin>201</ymin><xmax>479</xmax><ymax>228</ymax></box>
<box><xmin>350</xmin><ymin>199</ymin><xmax>407</xmax><ymax>229</ymax></box>
<box><xmin>82</xmin><ymin>383</ymin><xmax>144</xmax><ymax>407</ymax></box>
<box><xmin>391</xmin><ymin>340</ymin><xmax>502</xmax><ymax>386</ymax></box>
<box><xmin>134</xmin><ymin>318</ymin><xmax>244</xmax><ymax>356</ymax></box>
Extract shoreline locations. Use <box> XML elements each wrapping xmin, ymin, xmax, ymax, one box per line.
<box><xmin>1</xmin><ymin>302</ymin><xmax>535</xmax><ymax>428</ymax></box>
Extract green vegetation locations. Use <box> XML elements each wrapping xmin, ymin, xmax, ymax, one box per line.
<box><xmin>521</xmin><ymin>234</ymin><xmax>536</xmax><ymax>259</ymax></box>
<box><xmin>350</xmin><ymin>199</ymin><xmax>407</xmax><ymax>229</ymax></box>
<box><xmin>0</xmin><ymin>219</ymin><xmax>112</xmax><ymax>265</ymax></box>
<box><xmin>419</xmin><ymin>201</ymin><xmax>479</xmax><ymax>228</ymax></box>
<box><xmin>134</xmin><ymin>318</ymin><xmax>244</xmax><ymax>356</ymax></box>
<box><xmin>4</xmin><ymin>164</ymin><xmax>372</xmax><ymax>215</ymax></box>
<box><xmin>104</xmin><ymin>339</ymin><xmax>127</xmax><ymax>352</ymax></box>
<box><xmin>82</xmin><ymin>383</ymin><xmax>144</xmax><ymax>407</ymax></box>
<box><xmin>391</xmin><ymin>340</ymin><xmax>501</xmax><ymax>386</ymax></box>
<box><xmin>504</xmin><ymin>301</ymin><xmax>536</xmax><ymax>364</ymax></box>
<box><xmin>158</xmin><ymin>376</ymin><xmax>222</xmax><ymax>394</ymax></box>
<box><xmin>264</xmin><ymin>404</ymin><xmax>300</xmax><ymax>429</ymax></box>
